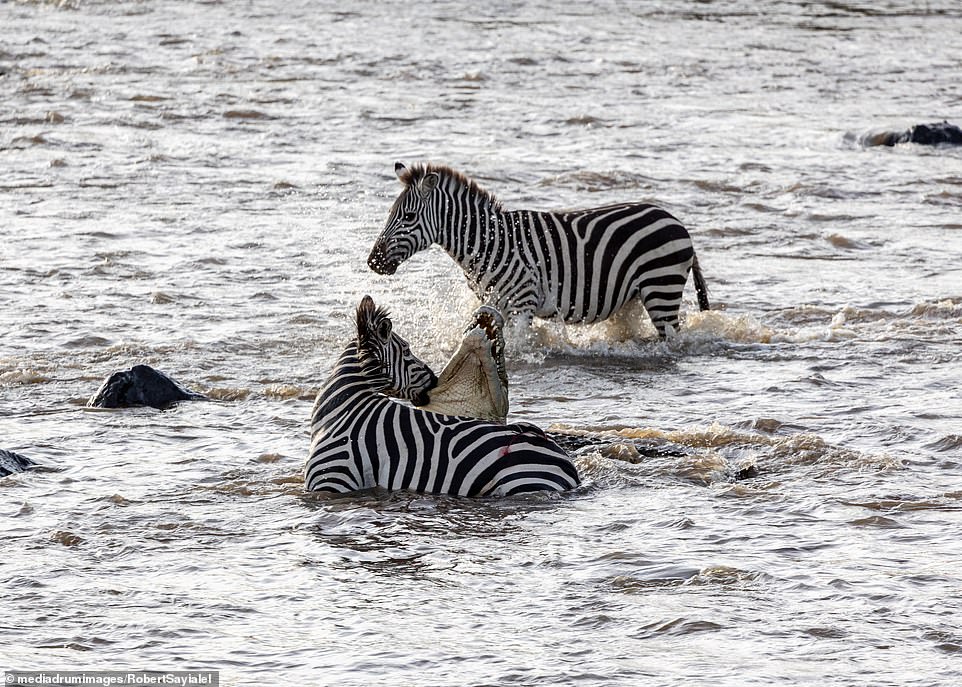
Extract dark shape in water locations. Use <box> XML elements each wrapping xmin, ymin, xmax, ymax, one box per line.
<box><xmin>88</xmin><ymin>364</ymin><xmax>207</xmax><ymax>409</ymax></box>
<box><xmin>549</xmin><ymin>432</ymin><xmax>761</xmax><ymax>482</ymax></box>
<box><xmin>0</xmin><ymin>449</ymin><xmax>36</xmax><ymax>477</ymax></box>
<box><xmin>733</xmin><ymin>464</ymin><xmax>759</xmax><ymax>481</ymax></box>
<box><xmin>862</xmin><ymin>120</ymin><xmax>962</xmax><ymax>147</ymax></box>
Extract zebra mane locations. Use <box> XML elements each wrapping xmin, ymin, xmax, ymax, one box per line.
<box><xmin>355</xmin><ymin>296</ymin><xmax>391</xmax><ymax>379</ymax></box>
<box><xmin>400</xmin><ymin>163</ymin><xmax>503</xmax><ymax>212</ymax></box>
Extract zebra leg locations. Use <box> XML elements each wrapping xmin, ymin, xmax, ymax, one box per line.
<box><xmin>646</xmin><ymin>308</ymin><xmax>680</xmax><ymax>340</ymax></box>
<box><xmin>495</xmin><ymin>298</ymin><xmax>535</xmax><ymax>332</ymax></box>
<box><xmin>517</xmin><ymin>309</ymin><xmax>535</xmax><ymax>331</ymax></box>
<box><xmin>498</xmin><ymin>308</ymin><xmax>535</xmax><ymax>349</ymax></box>
<box><xmin>639</xmin><ymin>283</ymin><xmax>685</xmax><ymax>340</ymax></box>
<box><xmin>487</xmin><ymin>274</ymin><xmax>541</xmax><ymax>333</ymax></box>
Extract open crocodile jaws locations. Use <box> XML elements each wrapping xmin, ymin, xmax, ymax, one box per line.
<box><xmin>418</xmin><ymin>306</ymin><xmax>509</xmax><ymax>424</ymax></box>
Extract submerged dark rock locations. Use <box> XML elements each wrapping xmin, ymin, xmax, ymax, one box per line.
<box><xmin>862</xmin><ymin>120</ymin><xmax>962</xmax><ymax>147</ymax></box>
<box><xmin>88</xmin><ymin>364</ymin><xmax>207</xmax><ymax>409</ymax></box>
<box><xmin>0</xmin><ymin>449</ymin><xmax>36</xmax><ymax>477</ymax></box>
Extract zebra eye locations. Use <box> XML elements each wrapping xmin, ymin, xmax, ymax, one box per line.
<box><xmin>376</xmin><ymin>319</ymin><xmax>392</xmax><ymax>340</ymax></box>
<box><xmin>402</xmin><ymin>211</ymin><xmax>417</xmax><ymax>223</ymax></box>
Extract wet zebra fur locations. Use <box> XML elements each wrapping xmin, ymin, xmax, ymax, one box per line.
<box><xmin>368</xmin><ymin>162</ymin><xmax>710</xmax><ymax>339</ymax></box>
<box><xmin>305</xmin><ymin>296</ymin><xmax>580</xmax><ymax>496</ymax></box>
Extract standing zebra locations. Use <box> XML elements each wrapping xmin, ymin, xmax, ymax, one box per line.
<box><xmin>368</xmin><ymin>162</ymin><xmax>710</xmax><ymax>339</ymax></box>
<box><xmin>306</xmin><ymin>296</ymin><xmax>580</xmax><ymax>496</ymax></box>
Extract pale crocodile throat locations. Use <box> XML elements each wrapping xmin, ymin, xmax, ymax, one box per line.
<box><xmin>418</xmin><ymin>306</ymin><xmax>509</xmax><ymax>424</ymax></box>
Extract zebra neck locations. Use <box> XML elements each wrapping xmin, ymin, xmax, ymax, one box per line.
<box><xmin>435</xmin><ymin>200</ymin><xmax>512</xmax><ymax>272</ymax></box>
<box><xmin>314</xmin><ymin>343</ymin><xmax>387</xmax><ymax>424</ymax></box>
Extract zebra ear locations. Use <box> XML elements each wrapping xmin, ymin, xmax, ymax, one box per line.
<box><xmin>356</xmin><ymin>295</ymin><xmax>393</xmax><ymax>348</ymax></box>
<box><xmin>395</xmin><ymin>162</ymin><xmax>407</xmax><ymax>180</ymax></box>
<box><xmin>419</xmin><ymin>172</ymin><xmax>439</xmax><ymax>197</ymax></box>
<box><xmin>376</xmin><ymin>318</ymin><xmax>392</xmax><ymax>341</ymax></box>
<box><xmin>356</xmin><ymin>295</ymin><xmax>377</xmax><ymax>340</ymax></box>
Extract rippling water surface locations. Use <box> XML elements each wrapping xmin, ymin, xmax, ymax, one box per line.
<box><xmin>2</xmin><ymin>1</ymin><xmax>961</xmax><ymax>685</ymax></box>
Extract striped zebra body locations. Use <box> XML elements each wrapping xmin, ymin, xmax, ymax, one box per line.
<box><xmin>368</xmin><ymin>163</ymin><xmax>710</xmax><ymax>338</ymax></box>
<box><xmin>306</xmin><ymin>297</ymin><xmax>579</xmax><ymax>496</ymax></box>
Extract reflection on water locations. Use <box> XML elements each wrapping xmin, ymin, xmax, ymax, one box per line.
<box><xmin>3</xmin><ymin>0</ymin><xmax>962</xmax><ymax>685</ymax></box>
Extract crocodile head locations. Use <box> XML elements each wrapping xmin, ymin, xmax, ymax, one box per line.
<box><xmin>418</xmin><ymin>305</ymin><xmax>509</xmax><ymax>423</ymax></box>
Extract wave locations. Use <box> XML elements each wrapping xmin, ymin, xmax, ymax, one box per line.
<box><xmin>536</xmin><ymin>169</ymin><xmax>659</xmax><ymax>193</ymax></box>
<box><xmin>840</xmin><ymin>491</ymin><xmax>962</xmax><ymax>514</ymax></box>
<box><xmin>493</xmin><ymin>308</ymin><xmax>777</xmax><ymax>362</ymax></box>
<box><xmin>925</xmin><ymin>434</ymin><xmax>962</xmax><ymax>453</ymax></box>
<box><xmin>551</xmin><ymin>422</ymin><xmax>900</xmax><ymax>484</ymax></box>
<box><xmin>910</xmin><ymin>299</ymin><xmax>962</xmax><ymax>319</ymax></box>
<box><xmin>0</xmin><ymin>368</ymin><xmax>51</xmax><ymax>386</ymax></box>
<box><xmin>610</xmin><ymin>564</ymin><xmax>769</xmax><ymax>595</ymax></box>
<box><xmin>204</xmin><ymin>387</ymin><xmax>252</xmax><ymax>402</ymax></box>
<box><xmin>186</xmin><ymin>385</ymin><xmax>313</xmax><ymax>402</ymax></box>
<box><xmin>505</xmin><ymin>297</ymin><xmax>962</xmax><ymax>358</ymax></box>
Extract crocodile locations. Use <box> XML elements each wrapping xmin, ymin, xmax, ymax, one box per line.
<box><xmin>419</xmin><ymin>305</ymin><xmax>509</xmax><ymax>423</ymax></box>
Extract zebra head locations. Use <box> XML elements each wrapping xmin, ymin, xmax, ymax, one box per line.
<box><xmin>355</xmin><ymin>295</ymin><xmax>437</xmax><ymax>405</ymax></box>
<box><xmin>367</xmin><ymin>162</ymin><xmax>440</xmax><ymax>275</ymax></box>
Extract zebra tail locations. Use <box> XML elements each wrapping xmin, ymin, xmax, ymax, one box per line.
<box><xmin>691</xmin><ymin>253</ymin><xmax>710</xmax><ymax>311</ymax></box>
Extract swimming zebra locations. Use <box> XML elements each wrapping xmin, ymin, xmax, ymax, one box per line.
<box><xmin>368</xmin><ymin>163</ymin><xmax>710</xmax><ymax>339</ymax></box>
<box><xmin>305</xmin><ymin>296</ymin><xmax>580</xmax><ymax>496</ymax></box>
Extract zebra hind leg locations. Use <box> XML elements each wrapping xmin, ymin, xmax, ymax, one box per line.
<box><xmin>650</xmin><ymin>316</ymin><xmax>678</xmax><ymax>340</ymax></box>
<box><xmin>640</xmin><ymin>296</ymin><xmax>683</xmax><ymax>340</ymax></box>
<box><xmin>638</xmin><ymin>278</ymin><xmax>688</xmax><ymax>340</ymax></box>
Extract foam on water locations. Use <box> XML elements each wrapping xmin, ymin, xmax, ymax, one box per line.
<box><xmin>497</xmin><ymin>297</ymin><xmax>962</xmax><ymax>357</ymax></box>
<box><xmin>551</xmin><ymin>421</ymin><xmax>901</xmax><ymax>480</ymax></box>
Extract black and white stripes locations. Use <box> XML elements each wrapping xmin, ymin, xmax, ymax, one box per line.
<box><xmin>368</xmin><ymin>162</ymin><xmax>709</xmax><ymax>338</ymax></box>
<box><xmin>305</xmin><ymin>296</ymin><xmax>580</xmax><ymax>496</ymax></box>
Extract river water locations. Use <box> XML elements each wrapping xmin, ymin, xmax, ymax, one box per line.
<box><xmin>2</xmin><ymin>1</ymin><xmax>961</xmax><ymax>685</ymax></box>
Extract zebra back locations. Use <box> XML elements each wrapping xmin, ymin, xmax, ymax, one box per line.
<box><xmin>307</xmin><ymin>397</ymin><xmax>580</xmax><ymax>496</ymax></box>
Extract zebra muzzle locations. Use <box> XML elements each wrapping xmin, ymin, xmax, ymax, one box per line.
<box><xmin>367</xmin><ymin>246</ymin><xmax>398</xmax><ymax>275</ymax></box>
<box><xmin>411</xmin><ymin>388</ymin><xmax>431</xmax><ymax>407</ymax></box>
